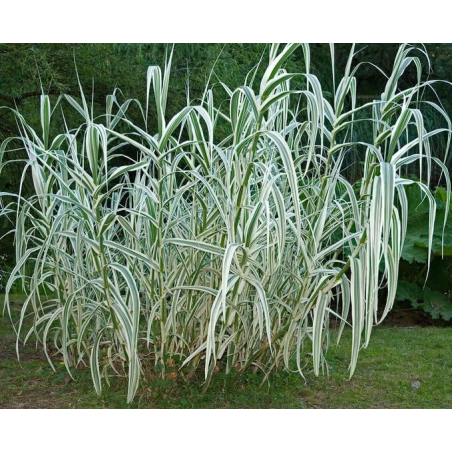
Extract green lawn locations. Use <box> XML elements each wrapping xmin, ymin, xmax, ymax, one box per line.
<box><xmin>1</xmin><ymin>294</ymin><xmax>452</xmax><ymax>408</ymax></box>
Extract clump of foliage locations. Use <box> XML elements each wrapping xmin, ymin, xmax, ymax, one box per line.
<box><xmin>396</xmin><ymin>185</ymin><xmax>452</xmax><ymax>320</ymax></box>
<box><xmin>0</xmin><ymin>43</ymin><xmax>450</xmax><ymax>402</ymax></box>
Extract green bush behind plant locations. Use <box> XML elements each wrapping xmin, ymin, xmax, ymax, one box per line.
<box><xmin>396</xmin><ymin>185</ymin><xmax>452</xmax><ymax>320</ymax></box>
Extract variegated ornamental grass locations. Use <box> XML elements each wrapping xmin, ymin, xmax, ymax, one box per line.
<box><xmin>0</xmin><ymin>44</ymin><xmax>450</xmax><ymax>402</ymax></box>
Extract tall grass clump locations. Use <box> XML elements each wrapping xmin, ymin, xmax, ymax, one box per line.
<box><xmin>0</xmin><ymin>43</ymin><xmax>450</xmax><ymax>402</ymax></box>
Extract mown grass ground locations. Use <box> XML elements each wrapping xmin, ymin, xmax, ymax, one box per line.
<box><xmin>1</xmin><ymin>294</ymin><xmax>452</xmax><ymax>408</ymax></box>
